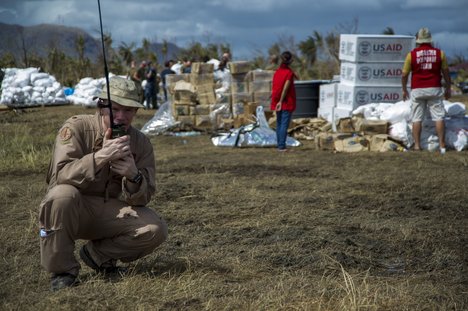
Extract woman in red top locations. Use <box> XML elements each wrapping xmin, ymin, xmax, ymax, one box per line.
<box><xmin>271</xmin><ymin>51</ymin><xmax>297</xmax><ymax>151</ymax></box>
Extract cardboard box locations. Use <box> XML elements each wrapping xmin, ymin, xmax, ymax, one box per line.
<box><xmin>195</xmin><ymin>115</ymin><xmax>212</xmax><ymax>129</ymax></box>
<box><xmin>334</xmin><ymin>135</ymin><xmax>370</xmax><ymax>152</ymax></box>
<box><xmin>191</xmin><ymin>62</ymin><xmax>214</xmax><ymax>74</ymax></box>
<box><xmin>318</xmin><ymin>105</ymin><xmax>334</xmax><ymax>123</ymax></box>
<box><xmin>196</xmin><ymin>84</ymin><xmax>216</xmax><ymax>106</ymax></box>
<box><xmin>352</xmin><ymin>117</ymin><xmax>389</xmax><ymax>135</ymax></box>
<box><xmin>370</xmin><ymin>134</ymin><xmax>405</xmax><ymax>152</ymax></box>
<box><xmin>218</xmin><ymin>117</ymin><xmax>234</xmax><ymax>130</ymax></box>
<box><xmin>246</xmin><ymin>70</ymin><xmax>274</xmax><ymax>82</ymax></box>
<box><xmin>176</xmin><ymin>115</ymin><xmax>195</xmax><ymax>127</ymax></box>
<box><xmin>319</xmin><ymin>83</ymin><xmax>338</xmax><ymax>108</ymax></box>
<box><xmin>332</xmin><ymin>107</ymin><xmax>353</xmax><ymax>131</ymax></box>
<box><xmin>337</xmin><ymin>83</ymin><xmax>403</xmax><ymax>110</ymax></box>
<box><xmin>315</xmin><ymin>132</ymin><xmax>353</xmax><ymax>151</ymax></box>
<box><xmin>190</xmin><ymin>73</ymin><xmax>214</xmax><ymax>86</ymax></box>
<box><xmin>250</xmin><ymin>80</ymin><xmax>272</xmax><ymax>93</ymax></box>
<box><xmin>243</xmin><ymin>102</ymin><xmax>258</xmax><ymax>117</ymax></box>
<box><xmin>191</xmin><ymin>104</ymin><xmax>211</xmax><ymax>115</ymax></box>
<box><xmin>231</xmin><ymin>92</ymin><xmax>253</xmax><ymax>105</ymax></box>
<box><xmin>231</xmin><ymin>74</ymin><xmax>249</xmax><ymax>93</ymax></box>
<box><xmin>337</xmin><ymin>117</ymin><xmax>355</xmax><ymax>133</ymax></box>
<box><xmin>252</xmin><ymin>91</ymin><xmax>271</xmax><ymax>106</ymax></box>
<box><xmin>340</xmin><ymin>61</ymin><xmax>405</xmax><ymax>86</ymax></box>
<box><xmin>166</xmin><ymin>74</ymin><xmax>190</xmax><ymax>94</ymax></box>
<box><xmin>339</xmin><ymin>34</ymin><xmax>415</xmax><ymax>62</ymax></box>
<box><xmin>228</xmin><ymin>61</ymin><xmax>251</xmax><ymax>74</ymax></box>
<box><xmin>172</xmin><ymin>104</ymin><xmax>191</xmax><ymax>116</ymax></box>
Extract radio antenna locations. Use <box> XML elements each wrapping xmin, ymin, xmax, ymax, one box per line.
<box><xmin>97</xmin><ymin>0</ymin><xmax>114</xmax><ymax>128</ymax></box>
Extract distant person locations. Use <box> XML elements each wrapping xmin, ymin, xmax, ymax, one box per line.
<box><xmin>133</xmin><ymin>60</ymin><xmax>147</xmax><ymax>105</ymax></box>
<box><xmin>145</xmin><ymin>62</ymin><xmax>158</xmax><ymax>109</ymax></box>
<box><xmin>222</xmin><ymin>52</ymin><xmax>231</xmax><ymax>62</ymax></box>
<box><xmin>160</xmin><ymin>60</ymin><xmax>175</xmax><ymax>102</ymax></box>
<box><xmin>39</xmin><ymin>76</ymin><xmax>167</xmax><ymax>291</ymax></box>
<box><xmin>401</xmin><ymin>27</ymin><xmax>451</xmax><ymax>154</ymax></box>
<box><xmin>182</xmin><ymin>57</ymin><xmax>193</xmax><ymax>74</ymax></box>
<box><xmin>270</xmin><ymin>51</ymin><xmax>298</xmax><ymax>152</ymax></box>
<box><xmin>171</xmin><ymin>60</ymin><xmax>183</xmax><ymax>75</ymax></box>
<box><xmin>213</xmin><ymin>57</ymin><xmax>231</xmax><ymax>98</ymax></box>
<box><xmin>266</xmin><ymin>54</ymin><xmax>279</xmax><ymax>71</ymax></box>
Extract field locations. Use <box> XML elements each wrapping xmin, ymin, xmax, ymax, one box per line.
<box><xmin>0</xmin><ymin>100</ymin><xmax>467</xmax><ymax>310</ymax></box>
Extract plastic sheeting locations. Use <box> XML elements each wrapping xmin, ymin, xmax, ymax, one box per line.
<box><xmin>211</xmin><ymin>106</ymin><xmax>302</xmax><ymax>148</ymax></box>
<box><xmin>141</xmin><ymin>101</ymin><xmax>180</xmax><ymax>135</ymax></box>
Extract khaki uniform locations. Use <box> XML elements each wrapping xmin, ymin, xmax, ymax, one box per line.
<box><xmin>39</xmin><ymin>113</ymin><xmax>167</xmax><ymax>276</ymax></box>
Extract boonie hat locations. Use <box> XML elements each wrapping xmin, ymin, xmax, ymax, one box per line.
<box><xmin>416</xmin><ymin>27</ymin><xmax>432</xmax><ymax>44</ymax></box>
<box><xmin>97</xmin><ymin>76</ymin><xmax>143</xmax><ymax>108</ymax></box>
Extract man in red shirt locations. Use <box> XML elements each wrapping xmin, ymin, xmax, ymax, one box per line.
<box><xmin>401</xmin><ymin>27</ymin><xmax>451</xmax><ymax>153</ymax></box>
<box><xmin>271</xmin><ymin>51</ymin><xmax>297</xmax><ymax>151</ymax></box>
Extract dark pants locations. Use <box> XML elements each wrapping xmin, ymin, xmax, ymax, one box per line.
<box><xmin>145</xmin><ymin>84</ymin><xmax>158</xmax><ymax>109</ymax></box>
<box><xmin>276</xmin><ymin>110</ymin><xmax>292</xmax><ymax>150</ymax></box>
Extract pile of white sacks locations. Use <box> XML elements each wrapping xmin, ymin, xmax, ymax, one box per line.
<box><xmin>0</xmin><ymin>67</ymin><xmax>117</xmax><ymax>108</ymax></box>
<box><xmin>352</xmin><ymin>100</ymin><xmax>468</xmax><ymax>151</ymax></box>
<box><xmin>0</xmin><ymin>68</ymin><xmax>67</xmax><ymax>107</ymax></box>
<box><xmin>65</xmin><ymin>75</ymin><xmax>111</xmax><ymax>107</ymax></box>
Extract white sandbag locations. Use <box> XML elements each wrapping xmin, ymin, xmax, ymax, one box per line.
<box><xmin>444</xmin><ymin>101</ymin><xmax>466</xmax><ymax>118</ymax></box>
<box><xmin>33</xmin><ymin>86</ymin><xmax>45</xmax><ymax>93</ymax></box>
<box><xmin>33</xmin><ymin>77</ymin><xmax>53</xmax><ymax>87</ymax></box>
<box><xmin>13</xmin><ymin>68</ymin><xmax>36</xmax><ymax>87</ymax></box>
<box><xmin>22</xmin><ymin>85</ymin><xmax>33</xmax><ymax>93</ymax></box>
<box><xmin>31</xmin><ymin>91</ymin><xmax>42</xmax><ymax>99</ymax></box>
<box><xmin>380</xmin><ymin>100</ymin><xmax>411</xmax><ymax>124</ymax></box>
<box><xmin>419</xmin><ymin>133</ymin><xmax>439</xmax><ymax>151</ymax></box>
<box><xmin>389</xmin><ymin>120</ymin><xmax>413</xmax><ymax>147</ymax></box>
<box><xmin>453</xmin><ymin>130</ymin><xmax>468</xmax><ymax>151</ymax></box>
<box><xmin>30</xmin><ymin>72</ymin><xmax>50</xmax><ymax>83</ymax></box>
<box><xmin>353</xmin><ymin>103</ymin><xmax>393</xmax><ymax>120</ymax></box>
<box><xmin>79</xmin><ymin>77</ymin><xmax>94</xmax><ymax>85</ymax></box>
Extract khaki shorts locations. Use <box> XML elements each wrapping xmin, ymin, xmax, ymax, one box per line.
<box><xmin>410</xmin><ymin>87</ymin><xmax>446</xmax><ymax>122</ymax></box>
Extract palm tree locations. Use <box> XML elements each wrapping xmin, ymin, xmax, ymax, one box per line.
<box><xmin>382</xmin><ymin>27</ymin><xmax>395</xmax><ymax>35</ymax></box>
<box><xmin>162</xmin><ymin>39</ymin><xmax>168</xmax><ymax>62</ymax></box>
<box><xmin>298</xmin><ymin>36</ymin><xmax>317</xmax><ymax>71</ymax></box>
<box><xmin>118</xmin><ymin>42</ymin><xmax>135</xmax><ymax>66</ymax></box>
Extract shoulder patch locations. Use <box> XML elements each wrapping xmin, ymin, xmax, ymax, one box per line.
<box><xmin>59</xmin><ymin>126</ymin><xmax>73</xmax><ymax>142</ymax></box>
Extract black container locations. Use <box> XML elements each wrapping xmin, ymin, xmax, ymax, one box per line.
<box><xmin>292</xmin><ymin>80</ymin><xmax>329</xmax><ymax>119</ymax></box>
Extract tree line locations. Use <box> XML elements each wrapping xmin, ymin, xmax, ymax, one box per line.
<box><xmin>1</xmin><ymin>21</ymin><xmax>466</xmax><ymax>87</ymax></box>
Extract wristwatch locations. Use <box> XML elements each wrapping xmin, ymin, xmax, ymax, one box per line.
<box><xmin>128</xmin><ymin>170</ymin><xmax>143</xmax><ymax>184</ymax></box>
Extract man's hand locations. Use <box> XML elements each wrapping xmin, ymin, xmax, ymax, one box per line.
<box><xmin>402</xmin><ymin>89</ymin><xmax>409</xmax><ymax>101</ymax></box>
<box><xmin>94</xmin><ymin>128</ymin><xmax>132</xmax><ymax>169</ymax></box>
<box><xmin>109</xmin><ymin>153</ymin><xmax>138</xmax><ymax>180</ymax></box>
<box><xmin>444</xmin><ymin>87</ymin><xmax>451</xmax><ymax>100</ymax></box>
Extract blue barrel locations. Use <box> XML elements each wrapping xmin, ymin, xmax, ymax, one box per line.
<box><xmin>292</xmin><ymin>80</ymin><xmax>329</xmax><ymax>119</ymax></box>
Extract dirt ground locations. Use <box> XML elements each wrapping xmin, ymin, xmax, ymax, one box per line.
<box><xmin>0</xmin><ymin>104</ymin><xmax>467</xmax><ymax>310</ymax></box>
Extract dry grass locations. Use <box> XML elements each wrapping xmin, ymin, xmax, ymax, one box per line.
<box><xmin>0</xmin><ymin>100</ymin><xmax>467</xmax><ymax>310</ymax></box>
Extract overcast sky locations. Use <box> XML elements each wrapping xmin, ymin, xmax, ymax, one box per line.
<box><xmin>1</xmin><ymin>0</ymin><xmax>467</xmax><ymax>60</ymax></box>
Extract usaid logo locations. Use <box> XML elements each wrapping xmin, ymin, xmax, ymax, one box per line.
<box><xmin>358</xmin><ymin>67</ymin><xmax>372</xmax><ymax>81</ymax></box>
<box><xmin>355</xmin><ymin>90</ymin><xmax>369</xmax><ymax>105</ymax></box>
<box><xmin>358</xmin><ymin>41</ymin><xmax>371</xmax><ymax>56</ymax></box>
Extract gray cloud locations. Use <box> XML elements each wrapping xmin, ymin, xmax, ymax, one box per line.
<box><xmin>1</xmin><ymin>0</ymin><xmax>467</xmax><ymax>59</ymax></box>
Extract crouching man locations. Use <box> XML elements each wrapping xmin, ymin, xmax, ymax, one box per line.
<box><xmin>39</xmin><ymin>76</ymin><xmax>167</xmax><ymax>291</ymax></box>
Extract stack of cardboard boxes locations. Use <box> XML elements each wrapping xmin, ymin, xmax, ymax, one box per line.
<box><xmin>166</xmin><ymin>61</ymin><xmax>274</xmax><ymax>131</ymax></box>
<box><xmin>318</xmin><ymin>34</ymin><xmax>415</xmax><ymax>126</ymax></box>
